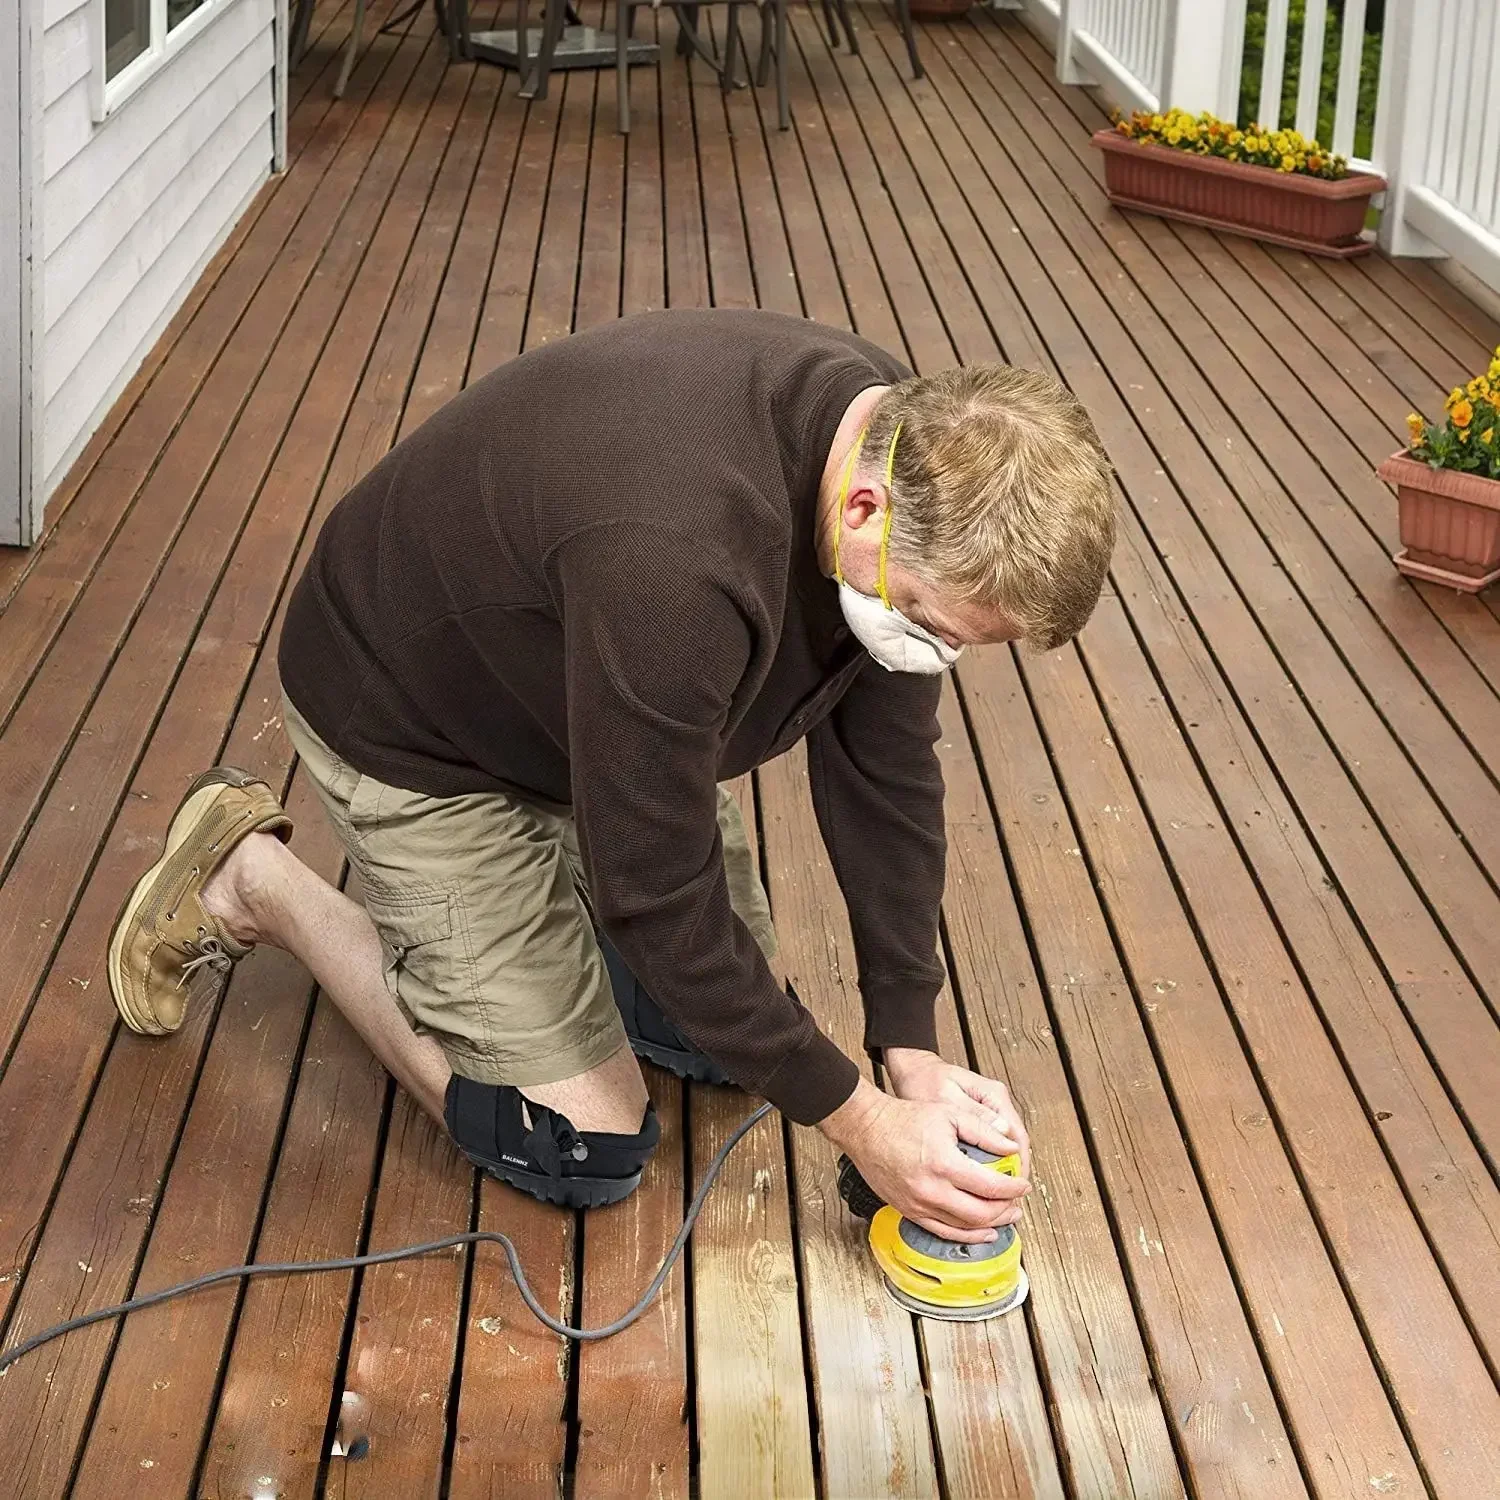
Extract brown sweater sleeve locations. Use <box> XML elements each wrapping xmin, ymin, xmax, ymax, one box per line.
<box><xmin>552</xmin><ymin>522</ymin><xmax>861</xmax><ymax>1125</ymax></box>
<box><xmin>806</xmin><ymin>663</ymin><xmax>947</xmax><ymax>1058</ymax></box>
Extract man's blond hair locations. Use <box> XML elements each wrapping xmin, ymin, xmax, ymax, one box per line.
<box><xmin>864</xmin><ymin>365</ymin><xmax>1115</xmax><ymax>651</ymax></box>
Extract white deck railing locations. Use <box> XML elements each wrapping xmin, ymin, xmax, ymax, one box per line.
<box><xmin>1017</xmin><ymin>0</ymin><xmax>1500</xmax><ymax>292</ymax></box>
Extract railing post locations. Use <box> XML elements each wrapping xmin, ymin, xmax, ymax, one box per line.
<box><xmin>1159</xmin><ymin>0</ymin><xmax>1240</xmax><ymax>116</ymax></box>
<box><xmin>1375</xmin><ymin>0</ymin><xmax>1444</xmax><ymax>257</ymax></box>
<box><xmin>1056</xmin><ymin>0</ymin><xmax>1091</xmax><ymax>87</ymax></box>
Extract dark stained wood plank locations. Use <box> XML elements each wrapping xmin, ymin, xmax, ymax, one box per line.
<box><xmin>937</xmin><ymin>676</ymin><xmax>1268</xmax><ymax>1500</ymax></box>
<box><xmin>574</xmin><ymin>1071</ymin><xmax>692</xmax><ymax>1500</ymax></box>
<box><xmin>964</xmin><ymin>643</ymin><xmax>1423</xmax><ymax>1497</ymax></box>
<box><xmin>0</xmin><ymin>41</ymin><xmax>480</xmax><ymax>1494</ymax></box>
<box><xmin>574</xmin><ymin>76</ymin><xmax>625</xmax><ymax>335</ymax></box>
<box><xmin>770</xmin><ymin>22</ymin><xmax>902</xmax><ymax>352</ymax></box>
<box><xmin>444</xmin><ymin>74</ymin><xmax>579</xmax><ymax>1500</ymax></box>
<box><xmin>1353</xmin><ymin>255</ymin><xmax>1494</xmax><ymax>372</ymax></box>
<box><xmin>0</xmin><ymin>0</ymin><xmax>418</xmax><ymax>741</ymax></box>
<box><xmin>786</xmin><ymin>9</ymin><xmax>954</xmax><ymax>374</ymax></box>
<box><xmin>467</xmin><ymin>89</ymin><xmax>564</xmax><ymax>380</ymax></box>
<box><xmin>68</xmin><ymin>54</ymin><xmax>507</xmax><ymax>1495</ymax></box>
<box><xmin>568</xmin><ymin>37</ymin><xmax>698</xmax><ymax>1493</ymax></box>
<box><xmin>620</xmin><ymin>8</ymin><xmax>666</xmax><ymax>320</ymax></box>
<box><xmin>852</xmin><ymin>11</ymin><xmax>1482</xmax><ymax>1488</ymax></box>
<box><xmin>659</xmin><ymin>15</ymin><xmax>710</xmax><ymax>313</ymax></box>
<box><xmin>736</xmin><ymin>23</ymin><xmax>847</xmax><ymax>329</ymax></box>
<box><xmin>1381</xmin><ymin>257</ymin><xmax>1500</xmax><ymax>354</ymax></box>
<box><xmin>722</xmin><ymin>63</ymin><xmax>805</xmax><ymax>321</ymax></box>
<box><xmin>1077</xmin><ymin>593</ymin><xmax>1500</xmax><ymax>1372</ymax></box>
<box><xmin>807</xmin><ymin>18</ymin><xmax>1201</xmax><ymax>1494</ymax></box>
<box><xmin>0</xmin><ymin>29</ymin><xmax>449</xmax><ymax>1071</ymax></box>
<box><xmin>333</xmin><ymin>1098</ymin><xmax>472</xmax><ymax>1500</ymax></box>
<box><xmin>962</xmin><ymin>21</ymin><xmax>1500</xmax><ymax>919</ymax></box>
<box><xmin>689</xmin><ymin>777</ymin><xmax>817</xmax><ymax>1500</ymax></box>
<box><xmin>758</xmin><ymin>747</ymin><xmax>940</xmax><ymax>1500</ymax></box>
<box><xmin>195</xmin><ymin>946</ymin><xmax>388</xmax><ymax>1495</ymax></box>
<box><xmin>337</xmin><ymin>53</ymin><xmax>608</xmax><ymax>1500</ymax></box>
<box><xmin>935</xmin><ymin>13</ymin><xmax>1500</xmax><ymax>1160</ymax></box>
<box><xmin>691</xmin><ymin>29</ymin><xmax>756</xmax><ymax>311</ymax></box>
<box><xmin>0</xmin><ymin>15</ymin><xmax>463</xmax><ymax>1342</ymax></box>
<box><xmin>1020</xmin><ymin>635</ymin><xmax>1500</xmax><ymax>1485</ymax></box>
<box><xmin>66</xmin><ymin>774</ymin><xmax>346</xmax><ymax>1497</ymax></box>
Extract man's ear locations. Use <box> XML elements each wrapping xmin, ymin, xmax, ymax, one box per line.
<box><xmin>843</xmin><ymin>483</ymin><xmax>884</xmax><ymax>530</ymax></box>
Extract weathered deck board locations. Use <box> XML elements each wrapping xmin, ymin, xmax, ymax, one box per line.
<box><xmin>2</xmin><ymin>8</ymin><xmax>1499</xmax><ymax>1497</ymax></box>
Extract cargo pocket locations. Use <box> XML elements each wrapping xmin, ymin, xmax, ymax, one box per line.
<box><xmin>365</xmin><ymin>893</ymin><xmax>463</xmax><ymax>1038</ymax></box>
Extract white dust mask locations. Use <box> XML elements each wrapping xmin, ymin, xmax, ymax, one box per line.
<box><xmin>832</xmin><ymin>424</ymin><xmax>964</xmax><ymax>676</ymax></box>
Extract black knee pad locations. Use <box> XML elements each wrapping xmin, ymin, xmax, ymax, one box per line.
<box><xmin>598</xmin><ymin>931</ymin><xmax>734</xmax><ymax>1086</ymax></box>
<box><xmin>445</xmin><ymin>1073</ymin><xmax>660</xmax><ymax>1208</ymax></box>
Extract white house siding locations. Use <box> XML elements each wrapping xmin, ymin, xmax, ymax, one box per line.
<box><xmin>39</xmin><ymin>0</ymin><xmax>276</xmax><ymax>503</ymax></box>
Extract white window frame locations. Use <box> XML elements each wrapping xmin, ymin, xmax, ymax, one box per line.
<box><xmin>90</xmin><ymin>0</ymin><xmax>243</xmax><ymax>119</ymax></box>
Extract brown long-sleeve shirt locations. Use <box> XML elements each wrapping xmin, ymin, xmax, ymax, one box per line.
<box><xmin>279</xmin><ymin>309</ymin><xmax>947</xmax><ymax>1124</ymax></box>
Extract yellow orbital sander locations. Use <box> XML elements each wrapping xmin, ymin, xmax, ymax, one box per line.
<box><xmin>836</xmin><ymin>1146</ymin><xmax>1030</xmax><ymax>1321</ymax></box>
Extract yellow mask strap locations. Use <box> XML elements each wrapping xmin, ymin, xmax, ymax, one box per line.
<box><xmin>832</xmin><ymin>427</ymin><xmax>868</xmax><ymax>586</ymax></box>
<box><xmin>876</xmin><ymin>422</ymin><xmax>902</xmax><ymax>609</ymax></box>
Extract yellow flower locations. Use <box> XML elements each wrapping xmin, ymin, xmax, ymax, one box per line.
<box><xmin>1229</xmin><ymin>129</ymin><xmax>1244</xmax><ymax>146</ymax></box>
<box><xmin>1406</xmin><ymin>412</ymin><xmax>1426</xmax><ymax>443</ymax></box>
<box><xmin>1488</xmin><ymin>358</ymin><xmax>1500</xmax><ymax>380</ymax></box>
<box><xmin>1452</xmin><ymin>397</ymin><xmax>1474</xmax><ymax>428</ymax></box>
<box><xmin>1467</xmin><ymin>375</ymin><xmax>1492</xmax><ymax>400</ymax></box>
<box><xmin>1484</xmin><ymin>428</ymin><xmax>1496</xmax><ymax>446</ymax></box>
<box><xmin>1167</xmin><ymin>127</ymin><xmax>1184</xmax><ymax>145</ymax></box>
<box><xmin>1447</xmin><ymin>386</ymin><xmax>1465</xmax><ymax>412</ymax></box>
<box><xmin>1281</xmin><ymin>155</ymin><xmax>1296</xmax><ymax>172</ymax></box>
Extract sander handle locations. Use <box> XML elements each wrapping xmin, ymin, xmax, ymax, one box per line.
<box><xmin>836</xmin><ymin>1144</ymin><xmax>1021</xmax><ymax>1222</ymax></box>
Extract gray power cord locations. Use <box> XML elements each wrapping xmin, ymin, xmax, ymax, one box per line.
<box><xmin>0</xmin><ymin>1102</ymin><xmax>773</xmax><ymax>1376</ymax></box>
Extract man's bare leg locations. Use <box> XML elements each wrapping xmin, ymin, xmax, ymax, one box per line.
<box><xmin>201</xmin><ymin>831</ymin><xmax>649</xmax><ymax>1135</ymax></box>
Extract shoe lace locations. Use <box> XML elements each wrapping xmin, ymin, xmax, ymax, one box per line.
<box><xmin>177</xmin><ymin>935</ymin><xmax>234</xmax><ymax>990</ymax></box>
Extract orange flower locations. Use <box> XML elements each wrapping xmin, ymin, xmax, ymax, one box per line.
<box><xmin>1406</xmin><ymin>412</ymin><xmax>1426</xmax><ymax>444</ymax></box>
<box><xmin>1452</xmin><ymin>397</ymin><xmax>1474</xmax><ymax>429</ymax></box>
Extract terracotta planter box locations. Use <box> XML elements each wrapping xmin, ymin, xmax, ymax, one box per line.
<box><xmin>1091</xmin><ymin>131</ymin><xmax>1386</xmax><ymax>258</ymax></box>
<box><xmin>1378</xmin><ymin>451</ymin><xmax>1500</xmax><ymax>592</ymax></box>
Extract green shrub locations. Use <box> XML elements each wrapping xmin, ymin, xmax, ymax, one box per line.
<box><xmin>1239</xmin><ymin>0</ymin><xmax>1382</xmax><ymax>161</ymax></box>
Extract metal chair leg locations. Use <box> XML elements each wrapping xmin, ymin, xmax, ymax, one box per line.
<box><xmin>333</xmin><ymin>0</ymin><xmax>365</xmax><ymax>97</ymax></box>
<box><xmin>894</xmin><ymin>0</ymin><xmax>921</xmax><ymax>77</ymax></box>
<box><xmin>722</xmin><ymin>2</ymin><xmax>742</xmax><ymax>90</ymax></box>
<box><xmin>450</xmin><ymin>0</ymin><xmax>473</xmax><ymax>58</ymax></box>
<box><xmin>774</xmin><ymin>0</ymin><xmax>787</xmax><ymax>128</ymax></box>
<box><xmin>819</xmin><ymin>0</ymin><xmax>839</xmax><ymax>46</ymax></box>
<box><xmin>290</xmin><ymin>0</ymin><xmax>316</xmax><ymax>67</ymax></box>
<box><xmin>755</xmin><ymin>0</ymin><xmax>772</xmax><ymax>86</ymax></box>
<box><xmin>617</xmin><ymin>0</ymin><xmax>631</xmax><ymax>131</ymax></box>
<box><xmin>833</xmin><ymin>0</ymin><xmax>857</xmax><ymax>54</ymax></box>
<box><xmin>522</xmin><ymin>0</ymin><xmax>566</xmax><ymax>98</ymax></box>
<box><xmin>676</xmin><ymin>1</ymin><xmax>697</xmax><ymax>54</ymax></box>
<box><xmin>515</xmin><ymin>0</ymin><xmax>531</xmax><ymax>88</ymax></box>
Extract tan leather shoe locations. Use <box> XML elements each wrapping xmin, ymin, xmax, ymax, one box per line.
<box><xmin>108</xmin><ymin>768</ymin><xmax>293</xmax><ymax>1035</ymax></box>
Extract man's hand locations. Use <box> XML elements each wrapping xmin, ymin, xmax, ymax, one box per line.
<box><xmin>883</xmin><ymin>1047</ymin><xmax>1030</xmax><ymax>1182</ymax></box>
<box><xmin>820</xmin><ymin>1076</ymin><xmax>1030</xmax><ymax>1244</ymax></box>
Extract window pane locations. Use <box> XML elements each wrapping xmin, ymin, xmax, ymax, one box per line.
<box><xmin>168</xmin><ymin>0</ymin><xmax>208</xmax><ymax>29</ymax></box>
<box><xmin>105</xmin><ymin>0</ymin><xmax>151</xmax><ymax>77</ymax></box>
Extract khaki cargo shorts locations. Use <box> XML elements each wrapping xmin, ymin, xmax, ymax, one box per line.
<box><xmin>283</xmin><ymin>694</ymin><xmax>776</xmax><ymax>1088</ymax></box>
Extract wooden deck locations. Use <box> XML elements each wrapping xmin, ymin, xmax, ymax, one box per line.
<box><xmin>2</xmin><ymin>3</ymin><xmax>1499</xmax><ymax>1495</ymax></box>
